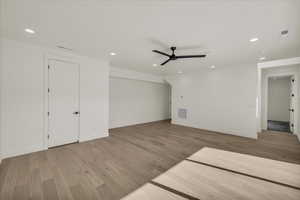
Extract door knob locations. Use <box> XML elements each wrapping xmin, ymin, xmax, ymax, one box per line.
<box><xmin>289</xmin><ymin>109</ymin><xmax>294</xmax><ymax>112</ymax></box>
<box><xmin>73</xmin><ymin>111</ymin><xmax>80</xmax><ymax>115</ymax></box>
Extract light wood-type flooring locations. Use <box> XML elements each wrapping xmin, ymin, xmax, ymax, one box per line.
<box><xmin>0</xmin><ymin>120</ymin><xmax>300</xmax><ymax>200</ymax></box>
<box><xmin>122</xmin><ymin>147</ymin><xmax>300</xmax><ymax>200</ymax></box>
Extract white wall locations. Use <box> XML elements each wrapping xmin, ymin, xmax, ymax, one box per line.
<box><xmin>298</xmin><ymin>67</ymin><xmax>300</xmax><ymax>137</ymax></box>
<box><xmin>268</xmin><ymin>77</ymin><xmax>290</xmax><ymax>122</ymax></box>
<box><xmin>109</xmin><ymin>77</ymin><xmax>170</xmax><ymax>128</ymax></box>
<box><xmin>0</xmin><ymin>0</ymin><xmax>4</xmax><ymax>163</ymax></box>
<box><xmin>167</xmin><ymin>63</ymin><xmax>258</xmax><ymax>139</ymax></box>
<box><xmin>0</xmin><ymin>39</ymin><xmax>3</xmax><ymax>163</ymax></box>
<box><xmin>0</xmin><ymin>38</ymin><xmax>109</xmax><ymax>158</ymax></box>
<box><xmin>110</xmin><ymin>67</ymin><xmax>165</xmax><ymax>84</ymax></box>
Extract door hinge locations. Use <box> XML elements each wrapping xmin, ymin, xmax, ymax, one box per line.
<box><xmin>48</xmin><ymin>88</ymin><xmax>50</xmax><ymax>93</ymax></box>
<box><xmin>47</xmin><ymin>112</ymin><xmax>50</xmax><ymax>116</ymax></box>
<box><xmin>47</xmin><ymin>134</ymin><xmax>50</xmax><ymax>139</ymax></box>
<box><xmin>48</xmin><ymin>65</ymin><xmax>50</xmax><ymax>69</ymax></box>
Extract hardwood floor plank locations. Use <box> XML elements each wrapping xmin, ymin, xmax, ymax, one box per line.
<box><xmin>0</xmin><ymin>159</ymin><xmax>10</xmax><ymax>194</ymax></box>
<box><xmin>0</xmin><ymin>158</ymin><xmax>19</xmax><ymax>200</ymax></box>
<box><xmin>121</xmin><ymin>183</ymin><xmax>188</xmax><ymax>200</ymax></box>
<box><xmin>42</xmin><ymin>179</ymin><xmax>59</xmax><ymax>200</ymax></box>
<box><xmin>188</xmin><ymin>147</ymin><xmax>300</xmax><ymax>189</ymax></box>
<box><xmin>70</xmin><ymin>184</ymin><xmax>87</xmax><ymax>200</ymax></box>
<box><xmin>29</xmin><ymin>169</ymin><xmax>43</xmax><ymax>200</ymax></box>
<box><xmin>50</xmin><ymin>167</ymin><xmax>74</xmax><ymax>200</ymax></box>
<box><xmin>97</xmin><ymin>183</ymin><xmax>122</xmax><ymax>200</ymax></box>
<box><xmin>13</xmin><ymin>184</ymin><xmax>30</xmax><ymax>200</ymax></box>
<box><xmin>70</xmin><ymin>184</ymin><xmax>99</xmax><ymax>200</ymax></box>
<box><xmin>153</xmin><ymin>160</ymin><xmax>300</xmax><ymax>200</ymax></box>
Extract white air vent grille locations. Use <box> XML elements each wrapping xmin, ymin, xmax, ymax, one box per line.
<box><xmin>178</xmin><ymin>108</ymin><xmax>187</xmax><ymax>119</ymax></box>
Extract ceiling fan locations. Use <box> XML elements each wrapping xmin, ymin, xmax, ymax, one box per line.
<box><xmin>152</xmin><ymin>46</ymin><xmax>206</xmax><ymax>66</ymax></box>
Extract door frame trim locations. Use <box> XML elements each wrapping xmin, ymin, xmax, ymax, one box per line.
<box><xmin>263</xmin><ymin>72</ymin><xmax>297</xmax><ymax>133</ymax></box>
<box><xmin>44</xmin><ymin>54</ymin><xmax>81</xmax><ymax>149</ymax></box>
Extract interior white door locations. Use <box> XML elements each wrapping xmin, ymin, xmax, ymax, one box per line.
<box><xmin>289</xmin><ymin>76</ymin><xmax>296</xmax><ymax>133</ymax></box>
<box><xmin>48</xmin><ymin>59</ymin><xmax>80</xmax><ymax>147</ymax></box>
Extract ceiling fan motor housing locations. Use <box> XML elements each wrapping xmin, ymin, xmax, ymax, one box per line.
<box><xmin>170</xmin><ymin>47</ymin><xmax>177</xmax><ymax>60</ymax></box>
<box><xmin>152</xmin><ymin>46</ymin><xmax>206</xmax><ymax>65</ymax></box>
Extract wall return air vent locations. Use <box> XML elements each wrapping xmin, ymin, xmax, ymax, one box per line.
<box><xmin>178</xmin><ymin>108</ymin><xmax>187</xmax><ymax>119</ymax></box>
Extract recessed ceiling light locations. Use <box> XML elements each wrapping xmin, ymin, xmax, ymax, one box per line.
<box><xmin>250</xmin><ymin>38</ymin><xmax>259</xmax><ymax>42</ymax></box>
<box><xmin>210</xmin><ymin>65</ymin><xmax>216</xmax><ymax>69</ymax></box>
<box><xmin>25</xmin><ymin>28</ymin><xmax>35</xmax><ymax>34</ymax></box>
<box><xmin>259</xmin><ymin>57</ymin><xmax>266</xmax><ymax>61</ymax></box>
<box><xmin>110</xmin><ymin>52</ymin><xmax>116</xmax><ymax>56</ymax></box>
<box><xmin>153</xmin><ymin>64</ymin><xmax>158</xmax><ymax>67</ymax></box>
<box><xmin>178</xmin><ymin>71</ymin><xmax>183</xmax><ymax>74</ymax></box>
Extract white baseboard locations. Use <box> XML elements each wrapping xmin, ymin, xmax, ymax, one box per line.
<box><xmin>109</xmin><ymin>119</ymin><xmax>170</xmax><ymax>129</ymax></box>
<box><xmin>2</xmin><ymin>145</ymin><xmax>45</xmax><ymax>160</ymax></box>
<box><xmin>296</xmin><ymin>134</ymin><xmax>300</xmax><ymax>142</ymax></box>
<box><xmin>3</xmin><ymin>132</ymin><xmax>110</xmax><ymax>160</ymax></box>
<box><xmin>171</xmin><ymin>120</ymin><xmax>258</xmax><ymax>140</ymax></box>
<box><xmin>79</xmin><ymin>132</ymin><xmax>109</xmax><ymax>143</ymax></box>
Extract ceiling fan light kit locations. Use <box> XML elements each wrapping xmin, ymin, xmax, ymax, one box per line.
<box><xmin>152</xmin><ymin>46</ymin><xmax>206</xmax><ymax>66</ymax></box>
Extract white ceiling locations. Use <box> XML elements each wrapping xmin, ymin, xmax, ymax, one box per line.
<box><xmin>1</xmin><ymin>0</ymin><xmax>300</xmax><ymax>75</ymax></box>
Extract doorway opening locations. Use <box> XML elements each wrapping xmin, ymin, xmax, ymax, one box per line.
<box><xmin>267</xmin><ymin>75</ymin><xmax>294</xmax><ymax>133</ymax></box>
<box><xmin>167</xmin><ymin>83</ymin><xmax>172</xmax><ymax>121</ymax></box>
<box><xmin>258</xmin><ymin>62</ymin><xmax>300</xmax><ymax>137</ymax></box>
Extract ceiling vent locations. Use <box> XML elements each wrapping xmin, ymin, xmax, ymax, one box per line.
<box><xmin>281</xmin><ymin>30</ymin><xmax>288</xmax><ymax>36</ymax></box>
<box><xmin>57</xmin><ymin>45</ymin><xmax>73</xmax><ymax>51</ymax></box>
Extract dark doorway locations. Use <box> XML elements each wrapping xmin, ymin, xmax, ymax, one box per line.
<box><xmin>267</xmin><ymin>120</ymin><xmax>291</xmax><ymax>133</ymax></box>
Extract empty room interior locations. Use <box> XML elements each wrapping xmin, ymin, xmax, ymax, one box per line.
<box><xmin>1</xmin><ymin>0</ymin><xmax>300</xmax><ymax>200</ymax></box>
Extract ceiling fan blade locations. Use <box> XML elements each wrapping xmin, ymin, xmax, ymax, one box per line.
<box><xmin>176</xmin><ymin>55</ymin><xmax>206</xmax><ymax>59</ymax></box>
<box><xmin>161</xmin><ymin>59</ymin><xmax>171</xmax><ymax>65</ymax></box>
<box><xmin>175</xmin><ymin>55</ymin><xmax>206</xmax><ymax>59</ymax></box>
<box><xmin>152</xmin><ymin>50</ymin><xmax>170</xmax><ymax>57</ymax></box>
